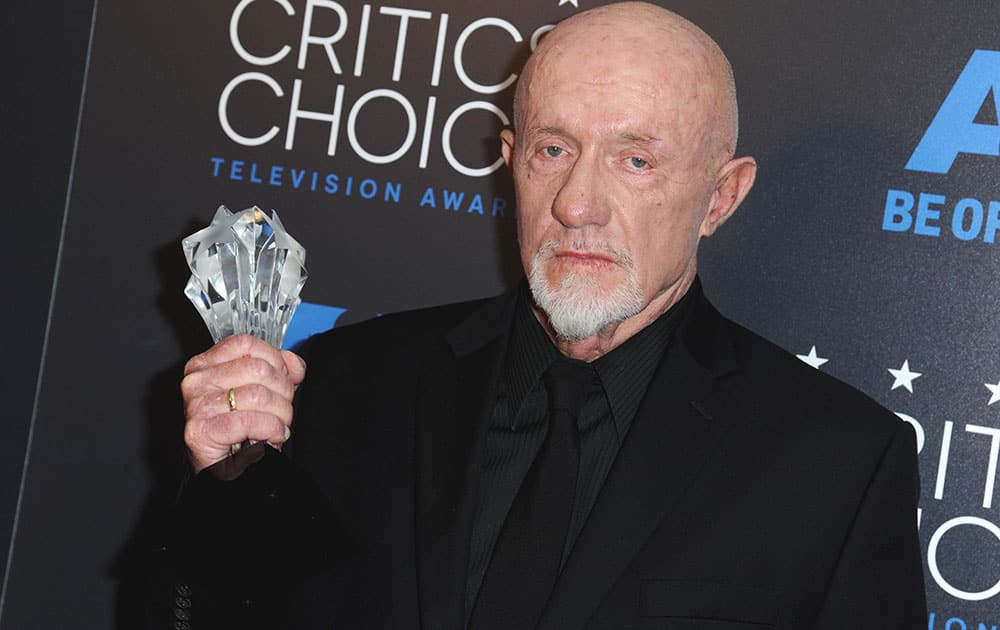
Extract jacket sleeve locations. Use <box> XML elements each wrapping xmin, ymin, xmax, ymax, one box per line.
<box><xmin>813</xmin><ymin>421</ymin><xmax>927</xmax><ymax>628</ymax></box>
<box><xmin>146</xmin><ymin>442</ymin><xmax>342</xmax><ymax>630</ymax></box>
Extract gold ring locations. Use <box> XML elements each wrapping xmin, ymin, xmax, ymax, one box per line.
<box><xmin>226</xmin><ymin>388</ymin><xmax>238</xmax><ymax>412</ymax></box>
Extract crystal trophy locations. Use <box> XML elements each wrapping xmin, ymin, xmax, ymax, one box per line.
<box><xmin>183</xmin><ymin>206</ymin><xmax>307</xmax><ymax>349</ymax></box>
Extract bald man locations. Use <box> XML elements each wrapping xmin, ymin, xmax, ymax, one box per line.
<box><xmin>165</xmin><ymin>3</ymin><xmax>926</xmax><ymax>629</ymax></box>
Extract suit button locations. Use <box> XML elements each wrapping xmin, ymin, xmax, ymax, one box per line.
<box><xmin>175</xmin><ymin>583</ymin><xmax>192</xmax><ymax>597</ymax></box>
<box><xmin>174</xmin><ymin>621</ymin><xmax>191</xmax><ymax>630</ymax></box>
<box><xmin>175</xmin><ymin>596</ymin><xmax>191</xmax><ymax>609</ymax></box>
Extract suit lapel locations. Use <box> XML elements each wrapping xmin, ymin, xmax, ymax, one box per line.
<box><xmin>414</xmin><ymin>294</ymin><xmax>514</xmax><ymax>630</ymax></box>
<box><xmin>538</xmin><ymin>291</ymin><xmax>745</xmax><ymax>629</ymax></box>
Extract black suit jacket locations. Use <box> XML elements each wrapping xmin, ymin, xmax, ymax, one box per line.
<box><xmin>162</xmin><ymin>283</ymin><xmax>926</xmax><ymax>629</ymax></box>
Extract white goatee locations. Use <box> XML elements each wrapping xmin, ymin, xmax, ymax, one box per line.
<box><xmin>528</xmin><ymin>240</ymin><xmax>644</xmax><ymax>341</ymax></box>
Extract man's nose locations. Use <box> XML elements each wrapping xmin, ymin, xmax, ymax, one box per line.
<box><xmin>550</xmin><ymin>153</ymin><xmax>612</xmax><ymax>228</ymax></box>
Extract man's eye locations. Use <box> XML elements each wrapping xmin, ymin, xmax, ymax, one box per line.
<box><xmin>629</xmin><ymin>156</ymin><xmax>648</xmax><ymax>169</ymax></box>
<box><xmin>544</xmin><ymin>146</ymin><xmax>564</xmax><ymax>157</ymax></box>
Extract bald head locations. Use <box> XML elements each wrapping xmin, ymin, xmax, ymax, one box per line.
<box><xmin>514</xmin><ymin>1</ymin><xmax>739</xmax><ymax>164</ymax></box>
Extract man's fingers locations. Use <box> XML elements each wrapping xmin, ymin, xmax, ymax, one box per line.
<box><xmin>184</xmin><ymin>334</ymin><xmax>286</xmax><ymax>377</ymax></box>
<box><xmin>185</xmin><ymin>410</ymin><xmax>290</xmax><ymax>473</ymax></box>
<box><xmin>211</xmin><ymin>410</ymin><xmax>289</xmax><ymax>445</ymax></box>
<box><xmin>181</xmin><ymin>356</ymin><xmax>296</xmax><ymax>403</ymax></box>
<box><xmin>184</xmin><ymin>383</ymin><xmax>294</xmax><ymax>429</ymax></box>
<box><xmin>281</xmin><ymin>350</ymin><xmax>307</xmax><ymax>384</ymax></box>
<box><xmin>217</xmin><ymin>384</ymin><xmax>295</xmax><ymax>424</ymax></box>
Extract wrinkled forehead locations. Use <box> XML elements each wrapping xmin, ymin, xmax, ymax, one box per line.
<box><xmin>519</xmin><ymin>26</ymin><xmax>720</xmax><ymax>141</ymax></box>
<box><xmin>536</xmin><ymin>11</ymin><xmax>726</xmax><ymax>99</ymax></box>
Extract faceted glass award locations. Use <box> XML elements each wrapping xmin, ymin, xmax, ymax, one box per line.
<box><xmin>183</xmin><ymin>206</ymin><xmax>307</xmax><ymax>348</ymax></box>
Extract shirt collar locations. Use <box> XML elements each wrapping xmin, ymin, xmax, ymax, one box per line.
<box><xmin>504</xmin><ymin>282</ymin><xmax>562</xmax><ymax>423</ymax></box>
<box><xmin>504</xmin><ymin>279</ymin><xmax>697</xmax><ymax>433</ymax></box>
<box><xmin>592</xmin><ymin>286</ymin><xmax>693</xmax><ymax>435</ymax></box>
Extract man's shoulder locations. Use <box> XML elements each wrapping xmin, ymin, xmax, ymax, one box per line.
<box><xmin>300</xmin><ymin>294</ymin><xmax>503</xmax><ymax>365</ymax></box>
<box><xmin>710</xmin><ymin>308</ymin><xmax>902</xmax><ymax>441</ymax></box>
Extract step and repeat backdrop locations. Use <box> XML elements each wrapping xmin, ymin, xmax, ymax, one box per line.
<box><xmin>4</xmin><ymin>0</ymin><xmax>1000</xmax><ymax>627</ymax></box>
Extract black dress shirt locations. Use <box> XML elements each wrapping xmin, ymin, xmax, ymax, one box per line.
<box><xmin>464</xmin><ymin>283</ymin><xmax>693</xmax><ymax>617</ymax></box>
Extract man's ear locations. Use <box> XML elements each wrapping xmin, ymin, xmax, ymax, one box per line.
<box><xmin>501</xmin><ymin>128</ymin><xmax>515</xmax><ymax>168</ymax></box>
<box><xmin>700</xmin><ymin>156</ymin><xmax>757</xmax><ymax>237</ymax></box>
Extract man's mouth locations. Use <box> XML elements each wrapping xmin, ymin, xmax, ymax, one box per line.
<box><xmin>552</xmin><ymin>250</ymin><xmax>616</xmax><ymax>268</ymax></box>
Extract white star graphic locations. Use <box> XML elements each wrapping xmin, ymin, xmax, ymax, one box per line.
<box><xmin>558</xmin><ymin>0</ymin><xmax>579</xmax><ymax>7</ymax></box>
<box><xmin>985</xmin><ymin>380</ymin><xmax>1000</xmax><ymax>406</ymax></box>
<box><xmin>796</xmin><ymin>346</ymin><xmax>829</xmax><ymax>369</ymax></box>
<box><xmin>888</xmin><ymin>360</ymin><xmax>922</xmax><ymax>393</ymax></box>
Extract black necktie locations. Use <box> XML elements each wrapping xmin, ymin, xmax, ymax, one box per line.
<box><xmin>469</xmin><ymin>358</ymin><xmax>594</xmax><ymax>629</ymax></box>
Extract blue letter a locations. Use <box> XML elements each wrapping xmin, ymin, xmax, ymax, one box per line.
<box><xmin>906</xmin><ymin>49</ymin><xmax>1000</xmax><ymax>174</ymax></box>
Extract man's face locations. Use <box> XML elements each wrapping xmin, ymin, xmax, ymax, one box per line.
<box><xmin>504</xmin><ymin>38</ymin><xmax>722</xmax><ymax>340</ymax></box>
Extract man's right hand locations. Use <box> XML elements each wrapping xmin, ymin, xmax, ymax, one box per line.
<box><xmin>181</xmin><ymin>334</ymin><xmax>307</xmax><ymax>473</ymax></box>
